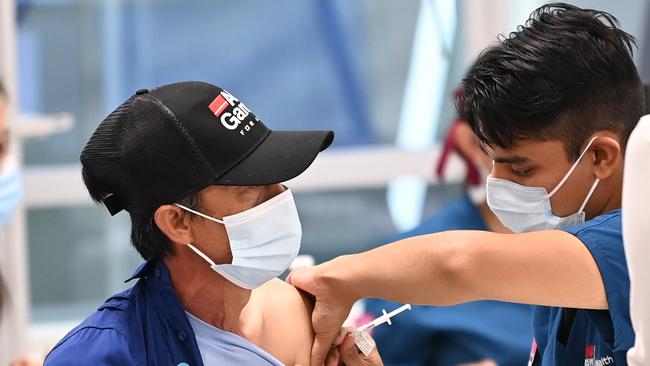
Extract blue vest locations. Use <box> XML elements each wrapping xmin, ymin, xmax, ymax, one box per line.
<box><xmin>533</xmin><ymin>209</ymin><xmax>634</xmax><ymax>365</ymax></box>
<box><xmin>44</xmin><ymin>259</ymin><xmax>280</xmax><ymax>365</ymax></box>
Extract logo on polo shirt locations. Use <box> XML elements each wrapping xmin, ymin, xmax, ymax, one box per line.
<box><xmin>584</xmin><ymin>345</ymin><xmax>614</xmax><ymax>366</ymax></box>
<box><xmin>208</xmin><ymin>90</ymin><xmax>254</xmax><ymax>133</ymax></box>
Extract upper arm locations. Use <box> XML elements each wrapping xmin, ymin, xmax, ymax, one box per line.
<box><xmin>258</xmin><ymin>279</ymin><xmax>314</xmax><ymax>365</ymax></box>
<box><xmin>455</xmin><ymin>230</ymin><xmax>608</xmax><ymax>309</ymax></box>
<box><xmin>286</xmin><ymin>283</ymin><xmax>315</xmax><ymax>365</ymax></box>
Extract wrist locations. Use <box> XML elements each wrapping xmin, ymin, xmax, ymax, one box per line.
<box><xmin>318</xmin><ymin>254</ymin><xmax>362</xmax><ymax>306</ymax></box>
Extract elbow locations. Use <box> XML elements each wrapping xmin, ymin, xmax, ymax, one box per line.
<box><xmin>436</xmin><ymin>236</ymin><xmax>481</xmax><ymax>304</ymax></box>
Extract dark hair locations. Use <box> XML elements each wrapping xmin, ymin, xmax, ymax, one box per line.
<box><xmin>83</xmin><ymin>169</ymin><xmax>203</xmax><ymax>259</ymax></box>
<box><xmin>82</xmin><ymin>130</ymin><xmax>208</xmax><ymax>260</ymax></box>
<box><xmin>457</xmin><ymin>3</ymin><xmax>644</xmax><ymax>160</ymax></box>
<box><xmin>128</xmin><ymin>193</ymin><xmax>203</xmax><ymax>260</ymax></box>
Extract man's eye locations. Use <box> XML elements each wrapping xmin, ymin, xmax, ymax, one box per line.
<box><xmin>511</xmin><ymin>168</ymin><xmax>531</xmax><ymax>177</ymax></box>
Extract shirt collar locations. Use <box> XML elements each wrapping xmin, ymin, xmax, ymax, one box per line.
<box><xmin>125</xmin><ymin>258</ymin><xmax>159</xmax><ymax>282</ymax></box>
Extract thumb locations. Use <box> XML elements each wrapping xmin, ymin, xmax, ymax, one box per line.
<box><xmin>286</xmin><ymin>267</ymin><xmax>316</xmax><ymax>293</ymax></box>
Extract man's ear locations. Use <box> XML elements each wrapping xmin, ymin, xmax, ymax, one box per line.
<box><xmin>154</xmin><ymin>205</ymin><xmax>193</xmax><ymax>246</ymax></box>
<box><xmin>590</xmin><ymin>133</ymin><xmax>621</xmax><ymax>180</ymax></box>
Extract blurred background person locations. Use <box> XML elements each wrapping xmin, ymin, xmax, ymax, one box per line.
<box><xmin>0</xmin><ymin>80</ymin><xmax>42</xmax><ymax>366</ymax></box>
<box><xmin>0</xmin><ymin>78</ymin><xmax>20</xmax><ymax>323</ymax></box>
<box><xmin>0</xmin><ymin>80</ymin><xmax>23</xmax><ymax>230</ymax></box>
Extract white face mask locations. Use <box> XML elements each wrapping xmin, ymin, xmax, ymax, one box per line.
<box><xmin>176</xmin><ymin>188</ymin><xmax>302</xmax><ymax>289</ymax></box>
<box><xmin>0</xmin><ymin>158</ymin><xmax>23</xmax><ymax>227</ymax></box>
<box><xmin>467</xmin><ymin>166</ymin><xmax>490</xmax><ymax>205</ymax></box>
<box><xmin>486</xmin><ymin>137</ymin><xmax>601</xmax><ymax>233</ymax></box>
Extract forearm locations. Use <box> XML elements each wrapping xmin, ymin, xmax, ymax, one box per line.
<box><xmin>310</xmin><ymin>228</ymin><xmax>605</xmax><ymax>310</ymax></box>
<box><xmin>321</xmin><ymin>231</ymin><xmax>482</xmax><ymax>306</ymax></box>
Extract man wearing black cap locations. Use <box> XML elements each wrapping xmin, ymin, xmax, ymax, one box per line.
<box><xmin>44</xmin><ymin>81</ymin><xmax>333</xmax><ymax>365</ymax></box>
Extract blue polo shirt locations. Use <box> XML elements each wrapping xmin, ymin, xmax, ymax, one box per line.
<box><xmin>533</xmin><ymin>209</ymin><xmax>634</xmax><ymax>365</ymax></box>
<box><xmin>365</xmin><ymin>194</ymin><xmax>533</xmax><ymax>366</ymax></box>
<box><xmin>44</xmin><ymin>259</ymin><xmax>281</xmax><ymax>365</ymax></box>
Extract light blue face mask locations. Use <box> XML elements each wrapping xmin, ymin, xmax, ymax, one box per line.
<box><xmin>486</xmin><ymin>136</ymin><xmax>601</xmax><ymax>233</ymax></box>
<box><xmin>0</xmin><ymin>159</ymin><xmax>23</xmax><ymax>227</ymax></box>
<box><xmin>176</xmin><ymin>189</ymin><xmax>302</xmax><ymax>289</ymax></box>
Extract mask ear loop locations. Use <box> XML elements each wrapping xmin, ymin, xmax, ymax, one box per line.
<box><xmin>175</xmin><ymin>203</ymin><xmax>225</xmax><ymax>224</ymax></box>
<box><xmin>174</xmin><ymin>203</ymin><xmax>225</xmax><ymax>267</ymax></box>
<box><xmin>578</xmin><ymin>178</ymin><xmax>600</xmax><ymax>214</ymax></box>
<box><xmin>186</xmin><ymin>243</ymin><xmax>217</xmax><ymax>267</ymax></box>
<box><xmin>548</xmin><ymin>136</ymin><xmax>600</xmax><ymax>197</ymax></box>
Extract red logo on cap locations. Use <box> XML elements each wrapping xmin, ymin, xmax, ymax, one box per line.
<box><xmin>209</xmin><ymin>95</ymin><xmax>229</xmax><ymax>117</ymax></box>
<box><xmin>585</xmin><ymin>345</ymin><xmax>595</xmax><ymax>358</ymax></box>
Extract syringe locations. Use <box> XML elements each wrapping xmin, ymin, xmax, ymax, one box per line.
<box><xmin>356</xmin><ymin>303</ymin><xmax>412</xmax><ymax>333</ymax></box>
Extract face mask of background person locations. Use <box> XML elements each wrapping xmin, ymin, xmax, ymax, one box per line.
<box><xmin>0</xmin><ymin>84</ymin><xmax>23</xmax><ymax>228</ymax></box>
<box><xmin>0</xmin><ymin>159</ymin><xmax>23</xmax><ymax>227</ymax></box>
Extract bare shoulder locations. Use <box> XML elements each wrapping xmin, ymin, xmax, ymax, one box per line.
<box><xmin>253</xmin><ymin>278</ymin><xmax>314</xmax><ymax>365</ymax></box>
<box><xmin>257</xmin><ymin>278</ymin><xmax>314</xmax><ymax>318</ymax></box>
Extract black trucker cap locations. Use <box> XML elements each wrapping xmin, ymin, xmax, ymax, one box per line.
<box><xmin>80</xmin><ymin>81</ymin><xmax>334</xmax><ymax>215</ymax></box>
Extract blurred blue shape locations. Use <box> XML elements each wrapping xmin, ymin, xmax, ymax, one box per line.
<box><xmin>312</xmin><ymin>0</ymin><xmax>374</xmax><ymax>144</ymax></box>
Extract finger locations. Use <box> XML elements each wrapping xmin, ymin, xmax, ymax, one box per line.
<box><xmin>339</xmin><ymin>333</ymin><xmax>364</xmax><ymax>365</ymax></box>
<box><xmin>312</xmin><ymin>329</ymin><xmax>341</xmax><ymax>366</ymax></box>
<box><xmin>325</xmin><ymin>347</ymin><xmax>340</xmax><ymax>366</ymax></box>
<box><xmin>340</xmin><ymin>332</ymin><xmax>383</xmax><ymax>366</ymax></box>
<box><xmin>286</xmin><ymin>267</ymin><xmax>315</xmax><ymax>293</ymax></box>
<box><xmin>285</xmin><ymin>268</ymin><xmax>297</xmax><ymax>284</ymax></box>
<box><xmin>333</xmin><ymin>327</ymin><xmax>353</xmax><ymax>347</ymax></box>
<box><xmin>364</xmin><ymin>345</ymin><xmax>383</xmax><ymax>366</ymax></box>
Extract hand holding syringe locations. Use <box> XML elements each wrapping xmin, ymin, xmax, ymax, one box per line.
<box><xmin>353</xmin><ymin>304</ymin><xmax>412</xmax><ymax>356</ymax></box>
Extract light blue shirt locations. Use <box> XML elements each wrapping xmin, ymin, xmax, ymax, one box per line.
<box><xmin>185</xmin><ymin>311</ymin><xmax>284</xmax><ymax>366</ymax></box>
